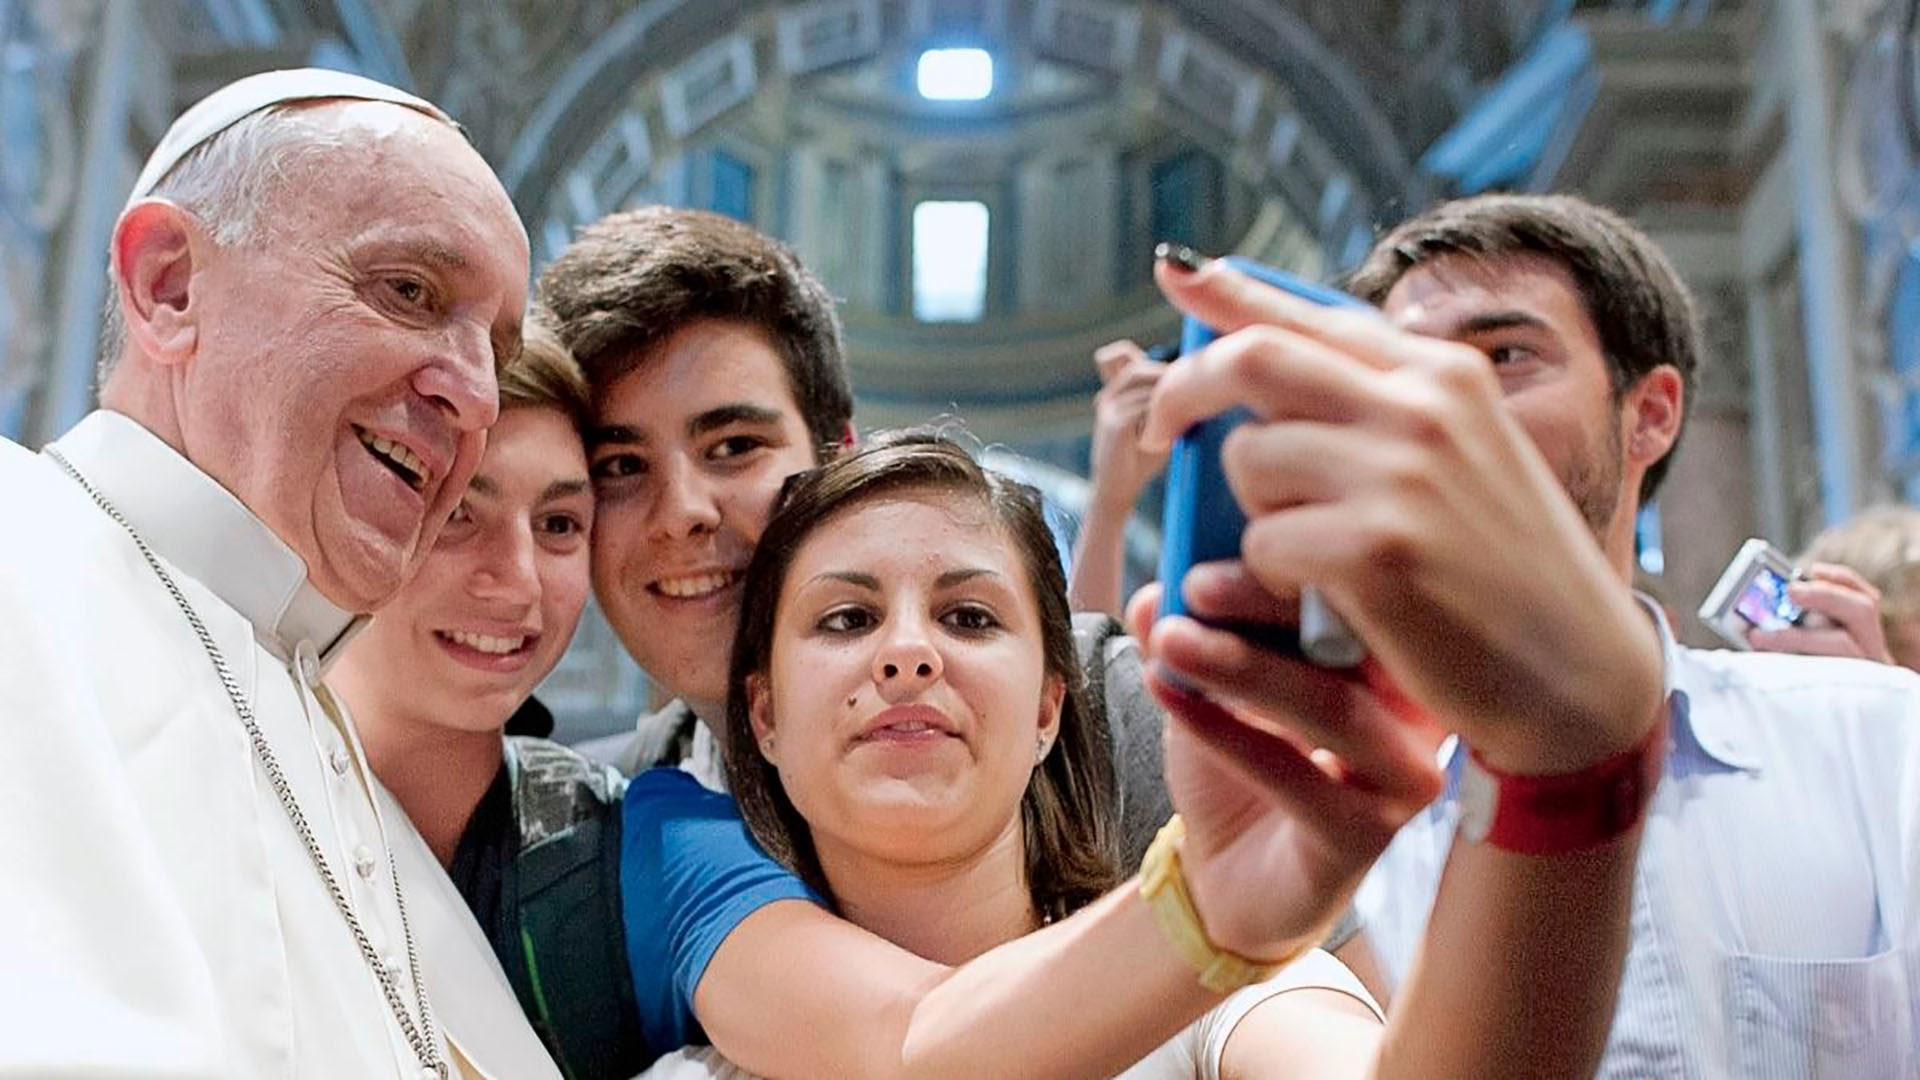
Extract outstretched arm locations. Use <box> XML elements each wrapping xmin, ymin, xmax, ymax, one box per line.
<box><xmin>630</xmin><ymin>739</ymin><xmax>1383</xmax><ymax>1080</ymax></box>
<box><xmin>678</xmin><ymin>689</ymin><xmax>1431</xmax><ymax>1080</ymax></box>
<box><xmin>667</xmin><ymin>252</ymin><xmax>1658</xmax><ymax>1080</ymax></box>
<box><xmin>699</xmin><ymin>889</ymin><xmax>1216</xmax><ymax>1080</ymax></box>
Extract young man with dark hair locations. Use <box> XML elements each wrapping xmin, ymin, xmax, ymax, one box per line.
<box><xmin>541</xmin><ymin>208</ymin><xmax>853</xmax><ymax>783</ymax></box>
<box><xmin>540</xmin><ymin>206</ymin><xmax>855</xmax><ymax>460</ymax></box>
<box><xmin>1344</xmin><ymin>192</ymin><xmax>1701</xmax><ymax>510</ymax></box>
<box><xmin>1151</xmin><ymin>191</ymin><xmax>1920</xmax><ymax>1078</ymax></box>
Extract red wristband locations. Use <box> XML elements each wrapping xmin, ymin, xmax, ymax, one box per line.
<box><xmin>1459</xmin><ymin>717</ymin><xmax>1667</xmax><ymax>856</ymax></box>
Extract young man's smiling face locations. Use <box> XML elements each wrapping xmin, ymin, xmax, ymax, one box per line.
<box><xmin>333</xmin><ymin>404</ymin><xmax>594</xmax><ymax>733</ymax></box>
<box><xmin>588</xmin><ymin>319</ymin><xmax>819</xmax><ymax>715</ymax></box>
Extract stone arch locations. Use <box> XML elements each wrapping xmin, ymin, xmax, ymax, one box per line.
<box><xmin>498</xmin><ymin>0</ymin><xmax>1421</xmax><ymax>272</ymax></box>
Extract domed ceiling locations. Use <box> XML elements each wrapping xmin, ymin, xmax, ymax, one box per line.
<box><xmin>377</xmin><ymin>0</ymin><xmax>1570</xmax><ymax>442</ymax></box>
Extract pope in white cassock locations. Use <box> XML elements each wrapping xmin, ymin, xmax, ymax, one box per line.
<box><xmin>0</xmin><ymin>70</ymin><xmax>562</xmax><ymax>1079</ymax></box>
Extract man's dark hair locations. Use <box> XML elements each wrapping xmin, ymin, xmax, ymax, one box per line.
<box><xmin>1346</xmin><ymin>193</ymin><xmax>1701</xmax><ymax>504</ymax></box>
<box><xmin>536</xmin><ymin>207</ymin><xmax>854</xmax><ymax>461</ymax></box>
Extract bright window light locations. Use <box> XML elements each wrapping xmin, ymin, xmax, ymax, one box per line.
<box><xmin>917</xmin><ymin>48</ymin><xmax>993</xmax><ymax>100</ymax></box>
<box><xmin>913</xmin><ymin>200</ymin><xmax>989</xmax><ymax>322</ymax></box>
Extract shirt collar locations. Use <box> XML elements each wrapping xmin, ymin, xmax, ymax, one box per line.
<box><xmin>46</xmin><ymin>411</ymin><xmax>369</xmax><ymax>671</ymax></box>
<box><xmin>1435</xmin><ymin>590</ymin><xmax>1753</xmax><ymax>784</ymax></box>
<box><xmin>1630</xmin><ymin>589</ymin><xmax>1758</xmax><ymax>772</ymax></box>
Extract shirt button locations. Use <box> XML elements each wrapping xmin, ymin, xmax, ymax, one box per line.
<box><xmin>329</xmin><ymin>745</ymin><xmax>351</xmax><ymax>776</ymax></box>
<box><xmin>353</xmin><ymin>845</ymin><xmax>377</xmax><ymax>880</ymax></box>
<box><xmin>382</xmin><ymin>952</ymin><xmax>405</xmax><ymax>978</ymax></box>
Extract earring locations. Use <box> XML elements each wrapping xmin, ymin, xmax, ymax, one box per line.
<box><xmin>1034</xmin><ymin>736</ymin><xmax>1048</xmax><ymax>763</ymax></box>
<box><xmin>761</xmin><ymin>737</ymin><xmax>777</xmax><ymax>757</ymax></box>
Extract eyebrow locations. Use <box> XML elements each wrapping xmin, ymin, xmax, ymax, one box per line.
<box><xmin>586</xmin><ymin>423</ymin><xmax>645</xmax><ymax>449</ymax></box>
<box><xmin>1449</xmin><ymin>310</ymin><xmax>1553</xmax><ymax>337</ymax></box>
<box><xmin>541</xmin><ymin>478</ymin><xmax>590</xmax><ymax>502</ymax></box>
<box><xmin>688</xmin><ymin>403</ymin><xmax>787</xmax><ymax>439</ymax></box>
<box><xmin>935</xmin><ymin>567</ymin><xmax>1000</xmax><ymax>589</ymax></box>
<box><xmin>395</xmin><ymin>239</ymin><xmax>473</xmax><ymax>272</ymax></box>
<box><xmin>586</xmin><ymin>404</ymin><xmax>789</xmax><ymax>450</ymax></box>
<box><xmin>805</xmin><ymin>567</ymin><xmax>1003</xmax><ymax>591</ymax></box>
<box><xmin>465</xmin><ymin>476</ymin><xmax>591</xmax><ymax>500</ymax></box>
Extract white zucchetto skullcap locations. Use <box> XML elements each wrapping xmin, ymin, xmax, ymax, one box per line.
<box><xmin>127</xmin><ymin>67</ymin><xmax>454</xmax><ymax>206</ymax></box>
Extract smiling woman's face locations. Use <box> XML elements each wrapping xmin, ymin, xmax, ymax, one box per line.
<box><xmin>748</xmin><ymin>489</ymin><xmax>1063</xmax><ymax>871</ymax></box>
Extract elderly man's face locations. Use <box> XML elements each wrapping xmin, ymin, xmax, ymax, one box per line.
<box><xmin>181</xmin><ymin>102</ymin><xmax>529</xmax><ymax>611</ymax></box>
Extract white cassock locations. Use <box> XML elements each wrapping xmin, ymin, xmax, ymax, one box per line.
<box><xmin>0</xmin><ymin>410</ymin><xmax>560</xmax><ymax>1080</ymax></box>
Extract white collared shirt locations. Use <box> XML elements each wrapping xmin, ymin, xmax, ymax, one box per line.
<box><xmin>0</xmin><ymin>412</ymin><xmax>557</xmax><ymax>1080</ymax></box>
<box><xmin>1356</xmin><ymin>597</ymin><xmax>1920</xmax><ymax>1080</ymax></box>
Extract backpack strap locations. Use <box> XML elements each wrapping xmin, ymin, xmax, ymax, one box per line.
<box><xmin>502</xmin><ymin>737</ymin><xmax>648</xmax><ymax>1079</ymax></box>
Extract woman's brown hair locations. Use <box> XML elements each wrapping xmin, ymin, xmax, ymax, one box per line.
<box><xmin>722</xmin><ymin>431</ymin><xmax>1123</xmax><ymax>923</ymax></box>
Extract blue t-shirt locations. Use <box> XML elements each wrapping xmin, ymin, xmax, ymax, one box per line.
<box><xmin>620</xmin><ymin>768</ymin><xmax>822</xmax><ymax>1057</ymax></box>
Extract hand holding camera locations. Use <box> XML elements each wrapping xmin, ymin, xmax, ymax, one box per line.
<box><xmin>1703</xmin><ymin>540</ymin><xmax>1894</xmax><ymax>663</ymax></box>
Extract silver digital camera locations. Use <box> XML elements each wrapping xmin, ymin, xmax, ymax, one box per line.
<box><xmin>1697</xmin><ymin>538</ymin><xmax>1805</xmax><ymax>649</ymax></box>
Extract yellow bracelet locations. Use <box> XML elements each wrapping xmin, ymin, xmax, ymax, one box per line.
<box><xmin>1138</xmin><ymin>815</ymin><xmax>1300</xmax><ymax>994</ymax></box>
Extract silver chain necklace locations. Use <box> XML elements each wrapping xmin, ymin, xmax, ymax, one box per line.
<box><xmin>46</xmin><ymin>447</ymin><xmax>447</xmax><ymax>1080</ymax></box>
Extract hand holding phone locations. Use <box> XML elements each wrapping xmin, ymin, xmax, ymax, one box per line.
<box><xmin>1155</xmin><ymin>256</ymin><xmax>1366</xmax><ymax>668</ymax></box>
<box><xmin>1698</xmin><ymin>538</ymin><xmax>1805</xmax><ymax>649</ymax></box>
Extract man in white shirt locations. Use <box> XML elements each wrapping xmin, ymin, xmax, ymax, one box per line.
<box><xmin>0</xmin><ymin>70</ymin><xmax>558</xmax><ymax>1079</ymax></box>
<box><xmin>1263</xmin><ymin>192</ymin><xmax>1920</xmax><ymax>1079</ymax></box>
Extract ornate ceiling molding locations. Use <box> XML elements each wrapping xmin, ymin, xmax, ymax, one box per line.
<box><xmin>364</xmin><ymin>1</ymin><xmax>1630</xmax><ymax>448</ymax></box>
<box><xmin>481</xmin><ymin>0</ymin><xmax>1420</xmax><ymax>266</ymax></box>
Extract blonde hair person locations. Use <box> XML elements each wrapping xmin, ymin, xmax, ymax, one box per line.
<box><xmin>1798</xmin><ymin>504</ymin><xmax>1920</xmax><ymax>670</ymax></box>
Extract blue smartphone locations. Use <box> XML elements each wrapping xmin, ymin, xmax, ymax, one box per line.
<box><xmin>1156</xmin><ymin>256</ymin><xmax>1367</xmax><ymax>668</ymax></box>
